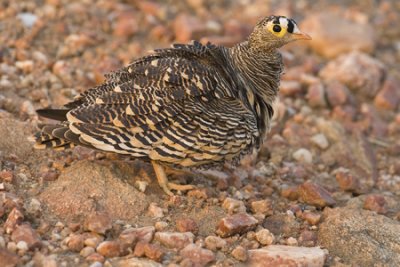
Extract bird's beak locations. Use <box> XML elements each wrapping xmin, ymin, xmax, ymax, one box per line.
<box><xmin>292</xmin><ymin>31</ymin><xmax>312</xmax><ymax>41</ymax></box>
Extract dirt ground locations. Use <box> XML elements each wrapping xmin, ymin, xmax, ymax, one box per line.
<box><xmin>1</xmin><ymin>0</ymin><xmax>400</xmax><ymax>266</ymax></box>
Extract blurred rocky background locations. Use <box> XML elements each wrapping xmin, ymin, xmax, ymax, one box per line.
<box><xmin>1</xmin><ymin>0</ymin><xmax>400</xmax><ymax>266</ymax></box>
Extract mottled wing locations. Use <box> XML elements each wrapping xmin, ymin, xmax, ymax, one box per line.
<box><xmin>65</xmin><ymin>42</ymin><xmax>259</xmax><ymax>166</ymax></box>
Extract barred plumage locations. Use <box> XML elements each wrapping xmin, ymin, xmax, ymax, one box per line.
<box><xmin>33</xmin><ymin>16</ymin><xmax>311</xmax><ymax>195</ymax></box>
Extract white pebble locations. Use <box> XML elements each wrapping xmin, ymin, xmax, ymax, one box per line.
<box><xmin>286</xmin><ymin>237</ymin><xmax>298</xmax><ymax>246</ymax></box>
<box><xmin>17</xmin><ymin>241</ymin><xmax>28</xmax><ymax>251</ymax></box>
<box><xmin>310</xmin><ymin>133</ymin><xmax>329</xmax><ymax>149</ymax></box>
<box><xmin>293</xmin><ymin>148</ymin><xmax>313</xmax><ymax>164</ymax></box>
<box><xmin>17</xmin><ymin>12</ymin><xmax>38</xmax><ymax>28</ymax></box>
<box><xmin>89</xmin><ymin>262</ymin><xmax>103</xmax><ymax>267</ymax></box>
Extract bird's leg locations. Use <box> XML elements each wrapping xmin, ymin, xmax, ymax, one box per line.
<box><xmin>151</xmin><ymin>161</ymin><xmax>195</xmax><ymax>195</ymax></box>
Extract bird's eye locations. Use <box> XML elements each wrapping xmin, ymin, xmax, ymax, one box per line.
<box><xmin>273</xmin><ymin>25</ymin><xmax>281</xmax><ymax>33</ymax></box>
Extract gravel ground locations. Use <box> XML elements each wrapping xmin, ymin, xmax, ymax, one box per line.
<box><xmin>1</xmin><ymin>0</ymin><xmax>400</xmax><ymax>266</ymax></box>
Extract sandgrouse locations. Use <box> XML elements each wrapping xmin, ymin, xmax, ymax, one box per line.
<box><xmin>33</xmin><ymin>16</ymin><xmax>311</xmax><ymax>195</ymax></box>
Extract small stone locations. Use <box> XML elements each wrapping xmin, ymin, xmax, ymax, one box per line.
<box><xmin>89</xmin><ymin>262</ymin><xmax>102</xmax><ymax>267</ymax></box>
<box><xmin>286</xmin><ymin>237</ymin><xmax>298</xmax><ymax>246</ymax></box>
<box><xmin>135</xmin><ymin>180</ymin><xmax>148</xmax><ymax>193</ymax></box>
<box><xmin>298</xmin><ymin>182</ymin><xmax>336</xmax><ymax>208</ymax></box>
<box><xmin>248</xmin><ymin>245</ymin><xmax>327</xmax><ymax>267</ymax></box>
<box><xmin>325</xmin><ymin>81</ymin><xmax>350</xmax><ymax>106</ymax></box>
<box><xmin>16</xmin><ymin>241</ymin><xmax>28</xmax><ymax>252</ymax></box>
<box><xmin>298</xmin><ymin>230</ymin><xmax>317</xmax><ymax>247</ymax></box>
<box><xmin>335</xmin><ymin>169</ymin><xmax>363</xmax><ymax>193</ymax></box>
<box><xmin>80</xmin><ymin>246</ymin><xmax>95</xmax><ymax>257</ymax></box>
<box><xmin>180</xmin><ymin>244</ymin><xmax>215</xmax><ymax>266</ymax></box>
<box><xmin>4</xmin><ymin>207</ymin><xmax>24</xmax><ymax>234</ymax></box>
<box><xmin>250</xmin><ymin>200</ymin><xmax>273</xmax><ymax>216</ymax></box>
<box><xmin>17</xmin><ymin>12</ymin><xmax>38</xmax><ymax>27</ymax></box>
<box><xmin>96</xmin><ymin>241</ymin><xmax>122</xmax><ymax>258</ymax></box>
<box><xmin>204</xmin><ymin>236</ymin><xmax>227</xmax><ymax>251</ymax></box>
<box><xmin>84</xmin><ymin>234</ymin><xmax>104</xmax><ymax>248</ymax></box>
<box><xmin>133</xmin><ymin>241</ymin><xmax>146</xmax><ymax>257</ymax></box>
<box><xmin>154</xmin><ymin>232</ymin><xmax>194</xmax><ymax>249</ymax></box>
<box><xmin>216</xmin><ymin>213</ymin><xmax>258</xmax><ymax>238</ymax></box>
<box><xmin>11</xmin><ymin>224</ymin><xmax>41</xmax><ymax>250</ymax></box>
<box><xmin>374</xmin><ymin>76</ymin><xmax>400</xmax><ymax>110</ymax></box>
<box><xmin>255</xmin><ymin>229</ymin><xmax>275</xmax><ymax>245</ymax></box>
<box><xmin>133</xmin><ymin>241</ymin><xmax>164</xmax><ymax>262</ymax></box>
<box><xmin>222</xmin><ymin>197</ymin><xmax>246</xmax><ymax>214</ymax></box>
<box><xmin>279</xmin><ymin>81</ymin><xmax>303</xmax><ymax>96</ymax></box>
<box><xmin>86</xmin><ymin>253</ymin><xmax>104</xmax><ymax>263</ymax></box>
<box><xmin>0</xmin><ymin>248</ymin><xmax>19</xmax><ymax>267</ymax></box>
<box><xmin>15</xmin><ymin>60</ymin><xmax>34</xmax><ymax>73</ymax></box>
<box><xmin>363</xmin><ymin>195</ymin><xmax>387</xmax><ymax>214</ymax></box>
<box><xmin>307</xmin><ymin>82</ymin><xmax>327</xmax><ymax>108</ymax></box>
<box><xmin>26</xmin><ymin>198</ymin><xmax>41</xmax><ymax>216</ymax></box>
<box><xmin>292</xmin><ymin>148</ymin><xmax>313</xmax><ymax>164</ymax></box>
<box><xmin>7</xmin><ymin>242</ymin><xmax>17</xmax><ymax>253</ymax></box>
<box><xmin>109</xmin><ymin>257</ymin><xmax>163</xmax><ymax>267</ymax></box>
<box><xmin>310</xmin><ymin>134</ymin><xmax>329</xmax><ymax>150</ymax></box>
<box><xmin>301</xmin><ymin>212</ymin><xmax>321</xmax><ymax>225</ymax></box>
<box><xmin>125</xmin><ymin>226</ymin><xmax>155</xmax><ymax>243</ymax></box>
<box><xmin>148</xmin><ymin>203</ymin><xmax>164</xmax><ymax>218</ymax></box>
<box><xmin>154</xmin><ymin>221</ymin><xmax>168</xmax><ymax>232</ymax></box>
<box><xmin>0</xmin><ymin>170</ymin><xmax>13</xmax><ymax>183</ymax></box>
<box><xmin>320</xmin><ymin>51</ymin><xmax>385</xmax><ymax>98</ymax></box>
<box><xmin>176</xmin><ymin>218</ymin><xmax>198</xmax><ymax>234</ymax></box>
<box><xmin>231</xmin><ymin>245</ymin><xmax>248</xmax><ymax>262</ymax></box>
<box><xmin>84</xmin><ymin>212</ymin><xmax>112</xmax><ymax>235</ymax></box>
<box><xmin>67</xmin><ymin>234</ymin><xmax>85</xmax><ymax>252</ymax></box>
<box><xmin>281</xmin><ymin>187</ymin><xmax>299</xmax><ymax>201</ymax></box>
<box><xmin>118</xmin><ymin>229</ymin><xmax>138</xmax><ymax>249</ymax></box>
<box><xmin>263</xmin><ymin>214</ymin><xmax>301</xmax><ymax>238</ymax></box>
<box><xmin>113</xmin><ymin>12</ymin><xmax>138</xmax><ymax>38</ymax></box>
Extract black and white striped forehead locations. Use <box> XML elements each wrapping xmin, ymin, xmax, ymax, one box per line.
<box><xmin>268</xmin><ymin>16</ymin><xmax>300</xmax><ymax>34</ymax></box>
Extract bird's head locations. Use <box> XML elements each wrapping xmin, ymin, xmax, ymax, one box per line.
<box><xmin>249</xmin><ymin>16</ymin><xmax>311</xmax><ymax>51</ymax></box>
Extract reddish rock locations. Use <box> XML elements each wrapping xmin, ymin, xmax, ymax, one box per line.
<box><xmin>300</xmin><ymin>12</ymin><xmax>375</xmax><ymax>58</ymax></box>
<box><xmin>118</xmin><ymin>228</ymin><xmax>138</xmax><ymax>249</ymax></box>
<box><xmin>128</xmin><ymin>226</ymin><xmax>155</xmax><ymax>243</ymax></box>
<box><xmin>325</xmin><ymin>80</ymin><xmax>350</xmax><ymax>106</ymax></box>
<box><xmin>0</xmin><ymin>170</ymin><xmax>13</xmax><ymax>183</ymax></box>
<box><xmin>4</xmin><ymin>207</ymin><xmax>24</xmax><ymax>234</ymax></box>
<box><xmin>374</xmin><ymin>76</ymin><xmax>400</xmax><ymax>110</ymax></box>
<box><xmin>216</xmin><ymin>213</ymin><xmax>258</xmax><ymax>238</ymax></box>
<box><xmin>84</xmin><ymin>233</ymin><xmax>104</xmax><ymax>248</ymax></box>
<box><xmin>364</xmin><ymin>195</ymin><xmax>388</xmax><ymax>214</ymax></box>
<box><xmin>154</xmin><ymin>232</ymin><xmax>194</xmax><ymax>249</ymax></box>
<box><xmin>176</xmin><ymin>218</ymin><xmax>199</xmax><ymax>234</ymax></box>
<box><xmin>263</xmin><ymin>214</ymin><xmax>301</xmax><ymax>238</ymax></box>
<box><xmin>66</xmin><ymin>233</ymin><xmax>86</xmax><ymax>252</ymax></box>
<box><xmin>255</xmin><ymin>229</ymin><xmax>275</xmax><ymax>245</ymax></box>
<box><xmin>84</xmin><ymin>212</ymin><xmax>112</xmax><ymax>235</ymax></box>
<box><xmin>180</xmin><ymin>244</ymin><xmax>215</xmax><ymax>266</ymax></box>
<box><xmin>222</xmin><ymin>197</ymin><xmax>246</xmax><ymax>214</ymax></box>
<box><xmin>299</xmin><ymin>230</ymin><xmax>318</xmax><ymax>247</ymax></box>
<box><xmin>0</xmin><ymin>248</ymin><xmax>19</xmax><ymax>267</ymax></box>
<box><xmin>148</xmin><ymin>202</ymin><xmax>164</xmax><ymax>218</ymax></box>
<box><xmin>173</xmin><ymin>14</ymin><xmax>204</xmax><ymax>43</ymax></box>
<box><xmin>248</xmin><ymin>245</ymin><xmax>327</xmax><ymax>267</ymax></box>
<box><xmin>320</xmin><ymin>51</ymin><xmax>385</xmax><ymax>98</ymax></box>
<box><xmin>113</xmin><ymin>12</ymin><xmax>138</xmax><ymax>38</ymax></box>
<box><xmin>96</xmin><ymin>240</ymin><xmax>123</xmax><ymax>258</ymax></box>
<box><xmin>279</xmin><ymin>81</ymin><xmax>303</xmax><ymax>97</ymax></box>
<box><xmin>335</xmin><ymin>169</ymin><xmax>363</xmax><ymax>193</ymax></box>
<box><xmin>298</xmin><ymin>182</ymin><xmax>336</xmax><ymax>208</ymax></box>
<box><xmin>11</xmin><ymin>224</ymin><xmax>41</xmax><ymax>250</ymax></box>
<box><xmin>307</xmin><ymin>82</ymin><xmax>327</xmax><ymax>108</ymax></box>
<box><xmin>281</xmin><ymin>187</ymin><xmax>299</xmax><ymax>201</ymax></box>
<box><xmin>133</xmin><ymin>241</ymin><xmax>164</xmax><ymax>262</ymax></box>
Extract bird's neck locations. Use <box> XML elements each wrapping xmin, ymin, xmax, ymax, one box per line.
<box><xmin>229</xmin><ymin>41</ymin><xmax>282</xmax><ymax>106</ymax></box>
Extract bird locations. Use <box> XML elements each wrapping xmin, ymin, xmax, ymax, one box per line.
<box><xmin>32</xmin><ymin>15</ymin><xmax>311</xmax><ymax>195</ymax></box>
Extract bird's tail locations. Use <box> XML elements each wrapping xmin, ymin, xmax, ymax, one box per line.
<box><xmin>30</xmin><ymin>108</ymin><xmax>78</xmax><ymax>151</ymax></box>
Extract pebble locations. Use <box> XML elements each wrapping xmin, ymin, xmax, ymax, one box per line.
<box><xmin>292</xmin><ymin>148</ymin><xmax>313</xmax><ymax>164</ymax></box>
<box><xmin>310</xmin><ymin>134</ymin><xmax>329</xmax><ymax>150</ymax></box>
<box><xmin>279</xmin><ymin>81</ymin><xmax>303</xmax><ymax>97</ymax></box>
<box><xmin>180</xmin><ymin>244</ymin><xmax>215</xmax><ymax>266</ymax></box>
<box><xmin>286</xmin><ymin>237</ymin><xmax>298</xmax><ymax>246</ymax></box>
<box><xmin>222</xmin><ymin>197</ymin><xmax>246</xmax><ymax>214</ymax></box>
<box><xmin>298</xmin><ymin>181</ymin><xmax>336</xmax><ymax>208</ymax></box>
<box><xmin>204</xmin><ymin>236</ymin><xmax>227</xmax><ymax>251</ymax></box>
<box><xmin>66</xmin><ymin>233</ymin><xmax>85</xmax><ymax>252</ymax></box>
<box><xmin>0</xmin><ymin>170</ymin><xmax>13</xmax><ymax>183</ymax></box>
<box><xmin>307</xmin><ymin>82</ymin><xmax>327</xmax><ymax>108</ymax></box>
<box><xmin>11</xmin><ymin>223</ymin><xmax>41</xmax><ymax>250</ymax></box>
<box><xmin>299</xmin><ymin>230</ymin><xmax>317</xmax><ymax>247</ymax></box>
<box><xmin>250</xmin><ymin>200</ymin><xmax>273</xmax><ymax>216</ymax></box>
<box><xmin>154</xmin><ymin>232</ymin><xmax>194</xmax><ymax>249</ymax></box>
<box><xmin>86</xmin><ymin>253</ymin><xmax>105</xmax><ymax>263</ymax></box>
<box><xmin>4</xmin><ymin>207</ymin><xmax>24</xmax><ymax>234</ymax></box>
<box><xmin>374</xmin><ymin>75</ymin><xmax>400</xmax><ymax>110</ymax></box>
<box><xmin>133</xmin><ymin>241</ymin><xmax>164</xmax><ymax>262</ymax></box>
<box><xmin>118</xmin><ymin>229</ymin><xmax>138</xmax><ymax>249</ymax></box>
<box><xmin>280</xmin><ymin>187</ymin><xmax>299</xmax><ymax>201</ymax></box>
<box><xmin>363</xmin><ymin>195</ymin><xmax>388</xmax><ymax>214</ymax></box>
<box><xmin>16</xmin><ymin>241</ymin><xmax>28</xmax><ymax>252</ymax></box>
<box><xmin>80</xmin><ymin>246</ymin><xmax>95</xmax><ymax>257</ymax></box>
<box><xmin>301</xmin><ymin>212</ymin><xmax>321</xmax><ymax>225</ymax></box>
<box><xmin>216</xmin><ymin>213</ymin><xmax>258</xmax><ymax>238</ymax></box>
<box><xmin>84</xmin><ymin>234</ymin><xmax>104</xmax><ymax>248</ymax></box>
<box><xmin>154</xmin><ymin>221</ymin><xmax>168</xmax><ymax>232</ymax></box>
<box><xmin>113</xmin><ymin>12</ymin><xmax>138</xmax><ymax>38</ymax></box>
<box><xmin>15</xmin><ymin>60</ymin><xmax>34</xmax><ymax>73</ymax></box>
<box><xmin>255</xmin><ymin>229</ymin><xmax>275</xmax><ymax>246</ymax></box>
<box><xmin>325</xmin><ymin>81</ymin><xmax>350</xmax><ymax>106</ymax></box>
<box><xmin>0</xmin><ymin>236</ymin><xmax>5</xmax><ymax>248</ymax></box>
<box><xmin>248</xmin><ymin>245</ymin><xmax>327</xmax><ymax>267</ymax></box>
<box><xmin>17</xmin><ymin>12</ymin><xmax>38</xmax><ymax>28</ymax></box>
<box><xmin>89</xmin><ymin>262</ymin><xmax>103</xmax><ymax>267</ymax></box>
<box><xmin>0</xmin><ymin>248</ymin><xmax>19</xmax><ymax>267</ymax></box>
<box><xmin>320</xmin><ymin>51</ymin><xmax>386</xmax><ymax>98</ymax></box>
<box><xmin>96</xmin><ymin>241</ymin><xmax>122</xmax><ymax>258</ymax></box>
<box><xmin>123</xmin><ymin>226</ymin><xmax>155</xmax><ymax>244</ymax></box>
<box><xmin>84</xmin><ymin>212</ymin><xmax>112</xmax><ymax>235</ymax></box>
<box><xmin>231</xmin><ymin>245</ymin><xmax>248</xmax><ymax>262</ymax></box>
<box><xmin>176</xmin><ymin>218</ymin><xmax>198</xmax><ymax>234</ymax></box>
<box><xmin>148</xmin><ymin>203</ymin><xmax>164</xmax><ymax>218</ymax></box>
<box><xmin>301</xmin><ymin>11</ymin><xmax>375</xmax><ymax>58</ymax></box>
